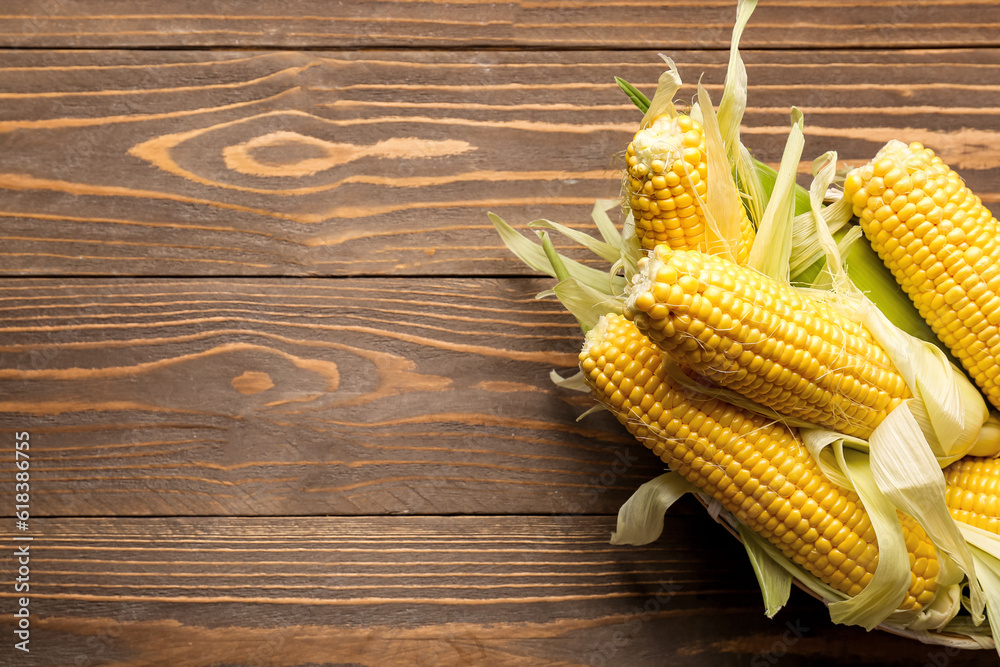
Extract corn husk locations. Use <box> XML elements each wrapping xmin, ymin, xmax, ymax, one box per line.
<box><xmin>492</xmin><ymin>0</ymin><xmax>1000</xmax><ymax>647</ymax></box>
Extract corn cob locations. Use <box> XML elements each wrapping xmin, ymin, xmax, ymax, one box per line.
<box><xmin>623</xmin><ymin>245</ymin><xmax>910</xmax><ymax>438</ymax></box>
<box><xmin>944</xmin><ymin>456</ymin><xmax>1000</xmax><ymax>535</ymax></box>
<box><xmin>843</xmin><ymin>141</ymin><xmax>1000</xmax><ymax>411</ymax></box>
<box><xmin>625</xmin><ymin>113</ymin><xmax>755</xmax><ymax>263</ymax></box>
<box><xmin>582</xmin><ymin>312</ymin><xmax>941</xmax><ymax>611</ymax></box>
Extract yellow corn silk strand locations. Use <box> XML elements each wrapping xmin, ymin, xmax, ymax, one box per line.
<box><xmin>625</xmin><ymin>114</ymin><xmax>755</xmax><ymax>263</ymax></box>
<box><xmin>623</xmin><ymin>245</ymin><xmax>910</xmax><ymax>439</ymax></box>
<box><xmin>944</xmin><ymin>457</ymin><xmax>1000</xmax><ymax>535</ymax></box>
<box><xmin>581</xmin><ymin>313</ymin><xmax>941</xmax><ymax>612</ymax></box>
<box><xmin>844</xmin><ymin>141</ymin><xmax>1000</xmax><ymax>412</ymax></box>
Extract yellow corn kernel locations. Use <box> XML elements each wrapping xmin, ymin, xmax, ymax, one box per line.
<box><xmin>844</xmin><ymin>141</ymin><xmax>1000</xmax><ymax>410</ymax></box>
<box><xmin>944</xmin><ymin>456</ymin><xmax>1000</xmax><ymax>534</ymax></box>
<box><xmin>624</xmin><ymin>246</ymin><xmax>910</xmax><ymax>438</ymax></box>
<box><xmin>626</xmin><ymin>114</ymin><xmax>755</xmax><ymax>264</ymax></box>
<box><xmin>582</xmin><ymin>313</ymin><xmax>938</xmax><ymax>612</ymax></box>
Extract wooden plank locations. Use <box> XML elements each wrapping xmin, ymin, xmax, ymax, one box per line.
<box><xmin>0</xmin><ymin>277</ymin><xmax>673</xmax><ymax>517</ymax></box>
<box><xmin>2</xmin><ymin>1</ymin><xmax>1000</xmax><ymax>49</ymax></box>
<box><xmin>2</xmin><ymin>48</ymin><xmax>999</xmax><ymax>277</ymax></box>
<box><xmin>2</xmin><ymin>515</ymin><xmax>993</xmax><ymax>666</ymax></box>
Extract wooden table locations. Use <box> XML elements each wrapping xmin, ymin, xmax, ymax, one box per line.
<box><xmin>2</xmin><ymin>2</ymin><xmax>999</xmax><ymax>665</ymax></box>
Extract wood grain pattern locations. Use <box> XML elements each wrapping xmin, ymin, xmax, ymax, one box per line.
<box><xmin>2</xmin><ymin>515</ymin><xmax>994</xmax><ymax>667</ymax></box>
<box><xmin>4</xmin><ymin>3</ymin><xmax>1000</xmax><ymax>663</ymax></box>
<box><xmin>1</xmin><ymin>49</ymin><xmax>999</xmax><ymax>277</ymax></box>
<box><xmin>0</xmin><ymin>277</ymin><xmax>671</xmax><ymax>517</ymax></box>
<box><xmin>2</xmin><ymin>1</ymin><xmax>999</xmax><ymax>49</ymax></box>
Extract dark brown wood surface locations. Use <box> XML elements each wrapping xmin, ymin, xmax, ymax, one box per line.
<box><xmin>14</xmin><ymin>515</ymin><xmax>986</xmax><ymax>667</ymax></box>
<box><xmin>2</xmin><ymin>2</ymin><xmax>1000</xmax><ymax>665</ymax></box>
<box><xmin>0</xmin><ymin>277</ymin><xmax>667</xmax><ymax>517</ymax></box>
<box><xmin>1</xmin><ymin>1</ymin><xmax>998</xmax><ymax>49</ymax></box>
<box><xmin>1</xmin><ymin>48</ymin><xmax>999</xmax><ymax>276</ymax></box>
